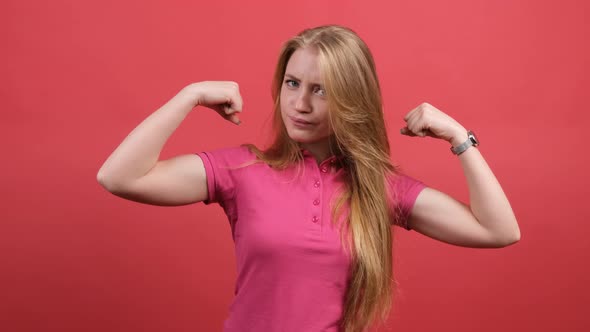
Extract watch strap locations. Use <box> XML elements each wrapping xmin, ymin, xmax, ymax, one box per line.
<box><xmin>450</xmin><ymin>131</ymin><xmax>478</xmax><ymax>155</ymax></box>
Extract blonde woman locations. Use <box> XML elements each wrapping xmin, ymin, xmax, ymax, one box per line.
<box><xmin>97</xmin><ymin>25</ymin><xmax>520</xmax><ymax>332</ymax></box>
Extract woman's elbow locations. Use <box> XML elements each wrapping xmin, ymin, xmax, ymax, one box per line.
<box><xmin>496</xmin><ymin>223</ymin><xmax>521</xmax><ymax>247</ymax></box>
<box><xmin>97</xmin><ymin>170</ymin><xmax>124</xmax><ymax>193</ymax></box>
<box><xmin>503</xmin><ymin>231</ymin><xmax>521</xmax><ymax>247</ymax></box>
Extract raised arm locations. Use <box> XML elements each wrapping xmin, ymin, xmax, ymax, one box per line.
<box><xmin>96</xmin><ymin>81</ymin><xmax>243</xmax><ymax>206</ymax></box>
<box><xmin>400</xmin><ymin>103</ymin><xmax>520</xmax><ymax>248</ymax></box>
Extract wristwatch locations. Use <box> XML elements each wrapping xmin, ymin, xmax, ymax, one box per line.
<box><xmin>450</xmin><ymin>130</ymin><xmax>479</xmax><ymax>155</ymax></box>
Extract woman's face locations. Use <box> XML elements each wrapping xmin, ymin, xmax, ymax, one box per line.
<box><xmin>280</xmin><ymin>47</ymin><xmax>332</xmax><ymax>151</ymax></box>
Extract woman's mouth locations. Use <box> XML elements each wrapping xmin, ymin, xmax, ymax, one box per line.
<box><xmin>289</xmin><ymin>116</ymin><xmax>313</xmax><ymax>127</ymax></box>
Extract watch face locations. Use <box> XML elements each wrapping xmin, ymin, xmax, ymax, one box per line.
<box><xmin>468</xmin><ymin>131</ymin><xmax>479</xmax><ymax>146</ymax></box>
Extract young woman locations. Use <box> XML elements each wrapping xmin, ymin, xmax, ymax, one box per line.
<box><xmin>97</xmin><ymin>25</ymin><xmax>520</xmax><ymax>332</ymax></box>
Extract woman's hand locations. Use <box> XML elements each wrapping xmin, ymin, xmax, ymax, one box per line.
<box><xmin>183</xmin><ymin>81</ymin><xmax>243</xmax><ymax>125</ymax></box>
<box><xmin>400</xmin><ymin>102</ymin><xmax>468</xmax><ymax>146</ymax></box>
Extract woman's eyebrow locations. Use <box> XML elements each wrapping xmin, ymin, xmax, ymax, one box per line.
<box><xmin>285</xmin><ymin>73</ymin><xmax>322</xmax><ymax>86</ymax></box>
<box><xmin>284</xmin><ymin>73</ymin><xmax>300</xmax><ymax>81</ymax></box>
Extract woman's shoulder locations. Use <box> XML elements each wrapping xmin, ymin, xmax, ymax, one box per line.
<box><xmin>386</xmin><ymin>170</ymin><xmax>427</xmax><ymax>195</ymax></box>
<box><xmin>197</xmin><ymin>144</ymin><xmax>259</xmax><ymax>167</ymax></box>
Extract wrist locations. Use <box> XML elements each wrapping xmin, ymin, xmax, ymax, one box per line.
<box><xmin>449</xmin><ymin>128</ymin><xmax>468</xmax><ymax>147</ymax></box>
<box><xmin>450</xmin><ymin>130</ymin><xmax>479</xmax><ymax>155</ymax></box>
<box><xmin>180</xmin><ymin>83</ymin><xmax>203</xmax><ymax>108</ymax></box>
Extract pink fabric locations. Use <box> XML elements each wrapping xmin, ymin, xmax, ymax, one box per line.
<box><xmin>196</xmin><ymin>146</ymin><xmax>426</xmax><ymax>332</ymax></box>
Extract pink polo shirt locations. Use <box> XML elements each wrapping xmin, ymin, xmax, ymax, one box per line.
<box><xmin>196</xmin><ymin>146</ymin><xmax>426</xmax><ymax>332</ymax></box>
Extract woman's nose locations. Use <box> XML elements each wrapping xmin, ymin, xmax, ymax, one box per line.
<box><xmin>294</xmin><ymin>90</ymin><xmax>311</xmax><ymax>112</ymax></box>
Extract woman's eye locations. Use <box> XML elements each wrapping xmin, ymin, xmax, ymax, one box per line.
<box><xmin>314</xmin><ymin>87</ymin><xmax>326</xmax><ymax>97</ymax></box>
<box><xmin>285</xmin><ymin>80</ymin><xmax>298</xmax><ymax>88</ymax></box>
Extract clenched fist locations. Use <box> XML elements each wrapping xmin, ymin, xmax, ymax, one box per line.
<box><xmin>400</xmin><ymin>102</ymin><xmax>468</xmax><ymax>147</ymax></box>
<box><xmin>184</xmin><ymin>81</ymin><xmax>243</xmax><ymax>125</ymax></box>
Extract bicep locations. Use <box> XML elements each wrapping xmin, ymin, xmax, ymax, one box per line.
<box><xmin>408</xmin><ymin>187</ymin><xmax>499</xmax><ymax>248</ymax></box>
<box><xmin>108</xmin><ymin>154</ymin><xmax>209</xmax><ymax>206</ymax></box>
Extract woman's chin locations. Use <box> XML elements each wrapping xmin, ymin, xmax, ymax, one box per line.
<box><xmin>285</xmin><ymin>128</ymin><xmax>332</xmax><ymax>146</ymax></box>
<box><xmin>287</xmin><ymin>134</ymin><xmax>315</xmax><ymax>144</ymax></box>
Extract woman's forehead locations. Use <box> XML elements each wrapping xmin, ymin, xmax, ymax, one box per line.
<box><xmin>285</xmin><ymin>47</ymin><xmax>323</xmax><ymax>83</ymax></box>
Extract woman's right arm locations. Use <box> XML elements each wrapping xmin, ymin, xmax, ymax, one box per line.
<box><xmin>96</xmin><ymin>81</ymin><xmax>243</xmax><ymax>206</ymax></box>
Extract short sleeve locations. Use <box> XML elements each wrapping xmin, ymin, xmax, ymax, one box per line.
<box><xmin>387</xmin><ymin>173</ymin><xmax>427</xmax><ymax>230</ymax></box>
<box><xmin>195</xmin><ymin>145</ymin><xmax>255</xmax><ymax>207</ymax></box>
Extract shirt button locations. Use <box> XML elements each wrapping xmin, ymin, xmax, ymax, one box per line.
<box><xmin>312</xmin><ymin>216</ymin><xmax>319</xmax><ymax>223</ymax></box>
<box><xmin>314</xmin><ymin>180</ymin><xmax>320</xmax><ymax>188</ymax></box>
<box><xmin>313</xmin><ymin>199</ymin><xmax>320</xmax><ymax>206</ymax></box>
<box><xmin>321</xmin><ymin>166</ymin><xmax>328</xmax><ymax>173</ymax></box>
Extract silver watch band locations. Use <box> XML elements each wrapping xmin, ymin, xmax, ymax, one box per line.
<box><xmin>450</xmin><ymin>131</ymin><xmax>479</xmax><ymax>155</ymax></box>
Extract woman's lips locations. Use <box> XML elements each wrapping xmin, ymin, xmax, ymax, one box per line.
<box><xmin>289</xmin><ymin>116</ymin><xmax>313</xmax><ymax>127</ymax></box>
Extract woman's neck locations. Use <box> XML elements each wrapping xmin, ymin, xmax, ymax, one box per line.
<box><xmin>300</xmin><ymin>139</ymin><xmax>335</xmax><ymax>165</ymax></box>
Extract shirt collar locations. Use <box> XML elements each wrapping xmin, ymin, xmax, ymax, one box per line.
<box><xmin>300</xmin><ymin>148</ymin><xmax>346</xmax><ymax>169</ymax></box>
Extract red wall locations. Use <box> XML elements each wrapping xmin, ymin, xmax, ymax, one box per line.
<box><xmin>2</xmin><ymin>0</ymin><xmax>588</xmax><ymax>331</ymax></box>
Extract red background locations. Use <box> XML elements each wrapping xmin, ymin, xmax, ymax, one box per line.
<box><xmin>2</xmin><ymin>0</ymin><xmax>588</xmax><ymax>331</ymax></box>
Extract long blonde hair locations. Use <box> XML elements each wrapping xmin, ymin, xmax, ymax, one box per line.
<box><xmin>248</xmin><ymin>25</ymin><xmax>402</xmax><ymax>332</ymax></box>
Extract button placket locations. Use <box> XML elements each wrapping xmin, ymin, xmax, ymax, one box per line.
<box><xmin>309</xmin><ymin>157</ymin><xmax>339</xmax><ymax>229</ymax></box>
<box><xmin>311</xmin><ymin>173</ymin><xmax>323</xmax><ymax>228</ymax></box>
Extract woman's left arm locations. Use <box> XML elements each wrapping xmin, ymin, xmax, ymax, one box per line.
<box><xmin>401</xmin><ymin>103</ymin><xmax>520</xmax><ymax>248</ymax></box>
